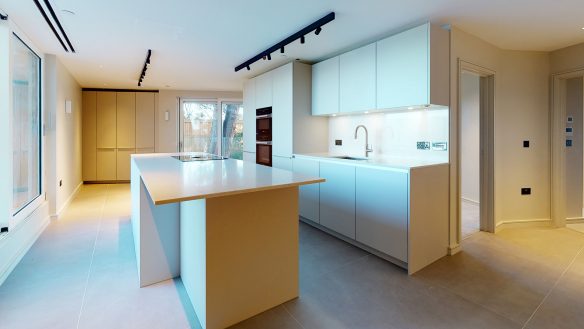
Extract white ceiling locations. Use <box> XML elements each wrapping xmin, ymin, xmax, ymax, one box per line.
<box><xmin>1</xmin><ymin>0</ymin><xmax>583</xmax><ymax>91</ymax></box>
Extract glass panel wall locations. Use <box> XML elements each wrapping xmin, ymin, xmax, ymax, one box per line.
<box><xmin>11</xmin><ymin>34</ymin><xmax>41</xmax><ymax>215</ymax></box>
<box><xmin>221</xmin><ymin>102</ymin><xmax>244</xmax><ymax>160</ymax></box>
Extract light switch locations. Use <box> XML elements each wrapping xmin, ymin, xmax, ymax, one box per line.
<box><xmin>65</xmin><ymin>100</ymin><xmax>72</xmax><ymax>114</ymax></box>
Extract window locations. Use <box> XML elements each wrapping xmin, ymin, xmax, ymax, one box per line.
<box><xmin>179</xmin><ymin>100</ymin><xmax>244</xmax><ymax>160</ymax></box>
<box><xmin>11</xmin><ymin>34</ymin><xmax>41</xmax><ymax>215</ymax></box>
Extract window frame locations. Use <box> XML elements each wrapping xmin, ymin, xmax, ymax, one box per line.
<box><xmin>8</xmin><ymin>28</ymin><xmax>45</xmax><ymax>228</ymax></box>
<box><xmin>177</xmin><ymin>98</ymin><xmax>243</xmax><ymax>157</ymax></box>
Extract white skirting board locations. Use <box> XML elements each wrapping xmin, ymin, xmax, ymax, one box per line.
<box><xmin>0</xmin><ymin>202</ymin><xmax>50</xmax><ymax>286</ymax></box>
<box><xmin>52</xmin><ymin>182</ymin><xmax>83</xmax><ymax>219</ymax></box>
<box><xmin>495</xmin><ymin>218</ymin><xmax>553</xmax><ymax>233</ymax></box>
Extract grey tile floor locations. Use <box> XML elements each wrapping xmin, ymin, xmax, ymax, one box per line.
<box><xmin>1</xmin><ymin>184</ymin><xmax>584</xmax><ymax>329</ymax></box>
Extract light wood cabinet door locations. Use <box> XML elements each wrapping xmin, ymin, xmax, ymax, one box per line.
<box><xmin>356</xmin><ymin>167</ymin><xmax>408</xmax><ymax>262</ymax></box>
<box><xmin>339</xmin><ymin>43</ymin><xmax>376</xmax><ymax>113</ymax></box>
<box><xmin>82</xmin><ymin>91</ymin><xmax>97</xmax><ymax>181</ymax></box>
<box><xmin>96</xmin><ymin>148</ymin><xmax>117</xmax><ymax>181</ymax></box>
<box><xmin>136</xmin><ymin>92</ymin><xmax>155</xmax><ymax>149</ymax></box>
<box><xmin>136</xmin><ymin>148</ymin><xmax>155</xmax><ymax>154</ymax></box>
<box><xmin>117</xmin><ymin>149</ymin><xmax>135</xmax><ymax>181</ymax></box>
<box><xmin>312</xmin><ymin>56</ymin><xmax>339</xmax><ymax>116</ymax></box>
<box><xmin>376</xmin><ymin>23</ymin><xmax>429</xmax><ymax>109</ymax></box>
<box><xmin>319</xmin><ymin>161</ymin><xmax>356</xmax><ymax>239</ymax></box>
<box><xmin>96</xmin><ymin>92</ymin><xmax>117</xmax><ymax>148</ymax></box>
<box><xmin>243</xmin><ymin>79</ymin><xmax>256</xmax><ymax>153</ymax></box>
<box><xmin>255</xmin><ymin>71</ymin><xmax>273</xmax><ymax>109</ymax></box>
<box><xmin>293</xmin><ymin>157</ymin><xmax>320</xmax><ymax>223</ymax></box>
<box><xmin>272</xmin><ymin>63</ymin><xmax>293</xmax><ymax>157</ymax></box>
<box><xmin>116</xmin><ymin>92</ymin><xmax>136</xmax><ymax>148</ymax></box>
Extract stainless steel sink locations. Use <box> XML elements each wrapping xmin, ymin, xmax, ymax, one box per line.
<box><xmin>172</xmin><ymin>154</ymin><xmax>227</xmax><ymax>162</ymax></box>
<box><xmin>330</xmin><ymin>155</ymin><xmax>368</xmax><ymax>161</ymax></box>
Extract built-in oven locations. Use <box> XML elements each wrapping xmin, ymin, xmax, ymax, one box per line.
<box><xmin>256</xmin><ymin>142</ymin><xmax>272</xmax><ymax>167</ymax></box>
<box><xmin>256</xmin><ymin>107</ymin><xmax>272</xmax><ymax>167</ymax></box>
<box><xmin>256</xmin><ymin>107</ymin><xmax>272</xmax><ymax>142</ymax></box>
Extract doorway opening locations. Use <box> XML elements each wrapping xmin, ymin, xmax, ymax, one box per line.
<box><xmin>178</xmin><ymin>99</ymin><xmax>244</xmax><ymax>159</ymax></box>
<box><xmin>562</xmin><ymin>76</ymin><xmax>584</xmax><ymax>234</ymax></box>
<box><xmin>458</xmin><ymin>61</ymin><xmax>496</xmax><ymax>240</ymax></box>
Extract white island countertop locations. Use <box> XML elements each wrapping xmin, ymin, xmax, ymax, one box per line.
<box><xmin>294</xmin><ymin>153</ymin><xmax>449</xmax><ymax>170</ymax></box>
<box><xmin>132</xmin><ymin>153</ymin><xmax>324</xmax><ymax>205</ymax></box>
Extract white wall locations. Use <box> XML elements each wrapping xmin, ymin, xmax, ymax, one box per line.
<box><xmin>460</xmin><ymin>72</ymin><xmax>480</xmax><ymax>203</ymax></box>
<box><xmin>565</xmin><ymin>77</ymin><xmax>583</xmax><ymax>218</ymax></box>
<box><xmin>157</xmin><ymin>90</ymin><xmax>242</xmax><ymax>152</ymax></box>
<box><xmin>328</xmin><ymin>109</ymin><xmax>449</xmax><ymax>162</ymax></box>
<box><xmin>449</xmin><ymin>27</ymin><xmax>551</xmax><ymax>249</ymax></box>
<box><xmin>45</xmin><ymin>55</ymin><xmax>83</xmax><ymax>217</ymax></box>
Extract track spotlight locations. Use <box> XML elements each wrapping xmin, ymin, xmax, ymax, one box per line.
<box><xmin>300</xmin><ymin>35</ymin><xmax>305</xmax><ymax>44</ymax></box>
<box><xmin>246</xmin><ymin>66</ymin><xmax>250</xmax><ymax>71</ymax></box>
<box><xmin>315</xmin><ymin>27</ymin><xmax>322</xmax><ymax>35</ymax></box>
<box><xmin>280</xmin><ymin>46</ymin><xmax>284</xmax><ymax>53</ymax></box>
<box><xmin>267</xmin><ymin>53</ymin><xmax>271</xmax><ymax>60</ymax></box>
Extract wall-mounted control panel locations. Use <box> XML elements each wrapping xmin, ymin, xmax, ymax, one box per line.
<box><xmin>521</xmin><ymin>187</ymin><xmax>531</xmax><ymax>195</ymax></box>
<box><xmin>523</xmin><ymin>140</ymin><xmax>529</xmax><ymax>148</ymax></box>
<box><xmin>335</xmin><ymin>139</ymin><xmax>342</xmax><ymax>146</ymax></box>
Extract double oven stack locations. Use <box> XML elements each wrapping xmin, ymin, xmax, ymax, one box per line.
<box><xmin>255</xmin><ymin>107</ymin><xmax>272</xmax><ymax>166</ymax></box>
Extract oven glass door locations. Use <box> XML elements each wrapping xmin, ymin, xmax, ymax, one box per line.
<box><xmin>256</xmin><ymin>144</ymin><xmax>272</xmax><ymax>167</ymax></box>
<box><xmin>256</xmin><ymin>117</ymin><xmax>272</xmax><ymax>141</ymax></box>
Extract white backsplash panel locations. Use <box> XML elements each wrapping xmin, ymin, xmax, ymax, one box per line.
<box><xmin>328</xmin><ymin>108</ymin><xmax>449</xmax><ymax>162</ymax></box>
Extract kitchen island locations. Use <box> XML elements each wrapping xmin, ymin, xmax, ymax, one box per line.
<box><xmin>130</xmin><ymin>153</ymin><xmax>323</xmax><ymax>329</ymax></box>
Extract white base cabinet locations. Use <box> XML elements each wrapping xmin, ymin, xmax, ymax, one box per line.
<box><xmin>293</xmin><ymin>155</ymin><xmax>449</xmax><ymax>274</ymax></box>
<box><xmin>319</xmin><ymin>161</ymin><xmax>356</xmax><ymax>239</ymax></box>
<box><xmin>243</xmin><ymin>152</ymin><xmax>256</xmax><ymax>163</ymax></box>
<box><xmin>356</xmin><ymin>167</ymin><xmax>408</xmax><ymax>262</ymax></box>
<box><xmin>293</xmin><ymin>157</ymin><xmax>320</xmax><ymax>223</ymax></box>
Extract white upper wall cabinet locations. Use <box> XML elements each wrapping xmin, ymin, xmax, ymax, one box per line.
<box><xmin>339</xmin><ymin>43</ymin><xmax>377</xmax><ymax>113</ymax></box>
<box><xmin>376</xmin><ymin>23</ymin><xmax>449</xmax><ymax>109</ymax></box>
<box><xmin>272</xmin><ymin>64</ymin><xmax>293</xmax><ymax>158</ymax></box>
<box><xmin>243</xmin><ymin>79</ymin><xmax>256</xmax><ymax>153</ymax></box>
<box><xmin>255</xmin><ymin>71</ymin><xmax>273</xmax><ymax>109</ymax></box>
<box><xmin>312</xmin><ymin>56</ymin><xmax>339</xmax><ymax>116</ymax></box>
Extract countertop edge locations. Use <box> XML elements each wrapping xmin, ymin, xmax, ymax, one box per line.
<box><xmin>293</xmin><ymin>153</ymin><xmax>449</xmax><ymax>170</ymax></box>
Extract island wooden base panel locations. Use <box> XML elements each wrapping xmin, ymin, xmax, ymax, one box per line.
<box><xmin>181</xmin><ymin>187</ymin><xmax>300</xmax><ymax>329</ymax></box>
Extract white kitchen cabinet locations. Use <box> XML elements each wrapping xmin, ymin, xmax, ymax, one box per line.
<box><xmin>272</xmin><ymin>156</ymin><xmax>293</xmax><ymax>171</ymax></box>
<box><xmin>312</xmin><ymin>56</ymin><xmax>339</xmax><ymax>116</ymax></box>
<box><xmin>376</xmin><ymin>23</ymin><xmax>449</xmax><ymax>109</ymax></box>
<box><xmin>293</xmin><ymin>157</ymin><xmax>320</xmax><ymax>223</ymax></box>
<box><xmin>243</xmin><ymin>151</ymin><xmax>256</xmax><ymax>163</ymax></box>
<box><xmin>319</xmin><ymin>161</ymin><xmax>356</xmax><ymax>239</ymax></box>
<box><xmin>356</xmin><ymin>167</ymin><xmax>408</xmax><ymax>262</ymax></box>
<box><xmin>243</xmin><ymin>79</ymin><xmax>256</xmax><ymax>153</ymax></box>
<box><xmin>272</xmin><ymin>64</ymin><xmax>293</xmax><ymax>158</ymax></box>
<box><xmin>255</xmin><ymin>72</ymin><xmax>273</xmax><ymax>109</ymax></box>
<box><xmin>339</xmin><ymin>43</ymin><xmax>376</xmax><ymax>113</ymax></box>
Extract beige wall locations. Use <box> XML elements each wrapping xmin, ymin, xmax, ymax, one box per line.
<box><xmin>565</xmin><ymin>78</ymin><xmax>583</xmax><ymax>218</ymax></box>
<box><xmin>550</xmin><ymin>42</ymin><xmax>584</xmax><ymax>74</ymax></box>
<box><xmin>45</xmin><ymin>55</ymin><xmax>83</xmax><ymax>216</ymax></box>
<box><xmin>450</xmin><ymin>27</ymin><xmax>551</xmax><ymax>248</ymax></box>
<box><xmin>157</xmin><ymin>90</ymin><xmax>243</xmax><ymax>152</ymax></box>
<box><xmin>460</xmin><ymin>72</ymin><xmax>480</xmax><ymax>203</ymax></box>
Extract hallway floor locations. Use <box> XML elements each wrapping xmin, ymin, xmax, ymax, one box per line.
<box><xmin>1</xmin><ymin>184</ymin><xmax>584</xmax><ymax>329</ymax></box>
<box><xmin>461</xmin><ymin>199</ymin><xmax>480</xmax><ymax>238</ymax></box>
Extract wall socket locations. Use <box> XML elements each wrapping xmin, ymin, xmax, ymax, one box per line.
<box><xmin>416</xmin><ymin>141</ymin><xmax>430</xmax><ymax>150</ymax></box>
<box><xmin>335</xmin><ymin>139</ymin><xmax>342</xmax><ymax>146</ymax></box>
<box><xmin>521</xmin><ymin>187</ymin><xmax>531</xmax><ymax>195</ymax></box>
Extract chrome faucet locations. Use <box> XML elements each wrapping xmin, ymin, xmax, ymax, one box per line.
<box><xmin>354</xmin><ymin>125</ymin><xmax>373</xmax><ymax>158</ymax></box>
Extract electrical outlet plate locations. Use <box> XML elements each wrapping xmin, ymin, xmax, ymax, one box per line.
<box><xmin>416</xmin><ymin>141</ymin><xmax>430</xmax><ymax>150</ymax></box>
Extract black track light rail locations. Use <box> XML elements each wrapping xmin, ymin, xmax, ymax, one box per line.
<box><xmin>33</xmin><ymin>0</ymin><xmax>75</xmax><ymax>53</ymax></box>
<box><xmin>138</xmin><ymin>49</ymin><xmax>152</xmax><ymax>87</ymax></box>
<box><xmin>234</xmin><ymin>11</ymin><xmax>335</xmax><ymax>72</ymax></box>
<box><xmin>42</xmin><ymin>0</ymin><xmax>75</xmax><ymax>52</ymax></box>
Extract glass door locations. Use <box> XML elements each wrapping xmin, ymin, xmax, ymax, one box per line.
<box><xmin>179</xmin><ymin>100</ymin><xmax>244</xmax><ymax>159</ymax></box>
<box><xmin>221</xmin><ymin>102</ymin><xmax>244</xmax><ymax>160</ymax></box>
<box><xmin>179</xmin><ymin>100</ymin><xmax>219</xmax><ymax>154</ymax></box>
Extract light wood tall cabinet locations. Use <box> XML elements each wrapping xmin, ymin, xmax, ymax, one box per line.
<box><xmin>83</xmin><ymin>90</ymin><xmax>157</xmax><ymax>182</ymax></box>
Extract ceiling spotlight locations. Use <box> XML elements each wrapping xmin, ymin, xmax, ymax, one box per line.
<box><xmin>267</xmin><ymin>53</ymin><xmax>271</xmax><ymax>60</ymax></box>
<box><xmin>300</xmin><ymin>35</ymin><xmax>305</xmax><ymax>44</ymax></box>
<box><xmin>315</xmin><ymin>27</ymin><xmax>322</xmax><ymax>35</ymax></box>
<box><xmin>246</xmin><ymin>65</ymin><xmax>250</xmax><ymax>71</ymax></box>
<box><xmin>280</xmin><ymin>46</ymin><xmax>284</xmax><ymax>53</ymax></box>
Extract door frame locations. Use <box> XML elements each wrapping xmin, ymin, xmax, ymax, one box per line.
<box><xmin>457</xmin><ymin>60</ymin><xmax>496</xmax><ymax>240</ymax></box>
<box><xmin>550</xmin><ymin>68</ymin><xmax>584</xmax><ymax>227</ymax></box>
<box><xmin>177</xmin><ymin>98</ymin><xmax>243</xmax><ymax>154</ymax></box>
